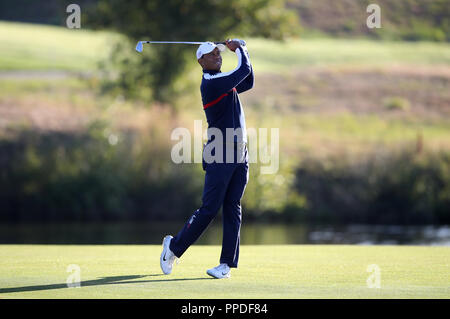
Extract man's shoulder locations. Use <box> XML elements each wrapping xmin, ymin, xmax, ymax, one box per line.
<box><xmin>201</xmin><ymin>75</ymin><xmax>217</xmax><ymax>89</ymax></box>
<box><xmin>203</xmin><ymin>70</ymin><xmax>232</xmax><ymax>81</ymax></box>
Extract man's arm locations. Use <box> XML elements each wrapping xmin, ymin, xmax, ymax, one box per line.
<box><xmin>203</xmin><ymin>45</ymin><xmax>251</xmax><ymax>95</ymax></box>
<box><xmin>236</xmin><ymin>65</ymin><xmax>254</xmax><ymax>94</ymax></box>
<box><xmin>235</xmin><ymin>43</ymin><xmax>254</xmax><ymax>93</ymax></box>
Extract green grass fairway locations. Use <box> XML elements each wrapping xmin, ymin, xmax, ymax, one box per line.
<box><xmin>0</xmin><ymin>245</ymin><xmax>449</xmax><ymax>298</ymax></box>
<box><xmin>1</xmin><ymin>21</ymin><xmax>450</xmax><ymax>73</ymax></box>
<box><xmin>0</xmin><ymin>21</ymin><xmax>118</xmax><ymax>71</ymax></box>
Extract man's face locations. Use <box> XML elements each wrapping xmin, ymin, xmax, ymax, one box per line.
<box><xmin>198</xmin><ymin>47</ymin><xmax>222</xmax><ymax>71</ymax></box>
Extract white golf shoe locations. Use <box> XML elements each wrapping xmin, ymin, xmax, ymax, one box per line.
<box><xmin>160</xmin><ymin>235</ymin><xmax>178</xmax><ymax>275</ymax></box>
<box><xmin>206</xmin><ymin>263</ymin><xmax>231</xmax><ymax>279</ymax></box>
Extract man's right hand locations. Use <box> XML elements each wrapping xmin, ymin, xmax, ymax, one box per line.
<box><xmin>226</xmin><ymin>39</ymin><xmax>242</xmax><ymax>52</ymax></box>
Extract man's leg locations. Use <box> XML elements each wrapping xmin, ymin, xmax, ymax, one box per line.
<box><xmin>220</xmin><ymin>161</ymin><xmax>249</xmax><ymax>268</ymax></box>
<box><xmin>170</xmin><ymin>163</ymin><xmax>235</xmax><ymax>258</ymax></box>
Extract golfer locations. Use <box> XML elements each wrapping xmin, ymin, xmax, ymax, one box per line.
<box><xmin>160</xmin><ymin>39</ymin><xmax>254</xmax><ymax>279</ymax></box>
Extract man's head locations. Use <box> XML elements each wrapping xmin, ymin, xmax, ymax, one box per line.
<box><xmin>197</xmin><ymin>42</ymin><xmax>225</xmax><ymax>71</ymax></box>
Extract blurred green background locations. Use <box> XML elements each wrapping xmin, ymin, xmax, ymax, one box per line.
<box><xmin>0</xmin><ymin>0</ymin><xmax>449</xmax><ymax>244</ymax></box>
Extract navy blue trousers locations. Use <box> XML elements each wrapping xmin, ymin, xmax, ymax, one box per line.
<box><xmin>170</xmin><ymin>144</ymin><xmax>249</xmax><ymax>268</ymax></box>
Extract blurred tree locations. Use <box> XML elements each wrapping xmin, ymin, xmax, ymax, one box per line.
<box><xmin>0</xmin><ymin>0</ymin><xmax>97</xmax><ymax>25</ymax></box>
<box><xmin>86</xmin><ymin>0</ymin><xmax>300</xmax><ymax>104</ymax></box>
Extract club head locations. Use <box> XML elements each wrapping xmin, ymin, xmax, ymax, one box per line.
<box><xmin>135</xmin><ymin>41</ymin><xmax>143</xmax><ymax>53</ymax></box>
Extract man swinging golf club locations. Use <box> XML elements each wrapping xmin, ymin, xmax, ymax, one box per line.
<box><xmin>160</xmin><ymin>39</ymin><xmax>254</xmax><ymax>279</ymax></box>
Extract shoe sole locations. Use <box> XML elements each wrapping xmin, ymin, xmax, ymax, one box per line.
<box><xmin>206</xmin><ymin>270</ymin><xmax>231</xmax><ymax>279</ymax></box>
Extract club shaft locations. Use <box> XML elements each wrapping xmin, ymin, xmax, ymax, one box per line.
<box><xmin>135</xmin><ymin>40</ymin><xmax>244</xmax><ymax>53</ymax></box>
<box><xmin>141</xmin><ymin>41</ymin><xmax>226</xmax><ymax>45</ymax></box>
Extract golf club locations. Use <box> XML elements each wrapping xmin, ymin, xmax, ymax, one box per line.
<box><xmin>135</xmin><ymin>40</ymin><xmax>246</xmax><ymax>53</ymax></box>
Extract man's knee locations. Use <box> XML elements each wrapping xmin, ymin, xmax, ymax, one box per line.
<box><xmin>198</xmin><ymin>206</ymin><xmax>219</xmax><ymax>219</ymax></box>
<box><xmin>223</xmin><ymin>199</ymin><xmax>242</xmax><ymax>215</ymax></box>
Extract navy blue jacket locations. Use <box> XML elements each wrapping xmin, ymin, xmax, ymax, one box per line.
<box><xmin>201</xmin><ymin>46</ymin><xmax>254</xmax><ymax>144</ymax></box>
